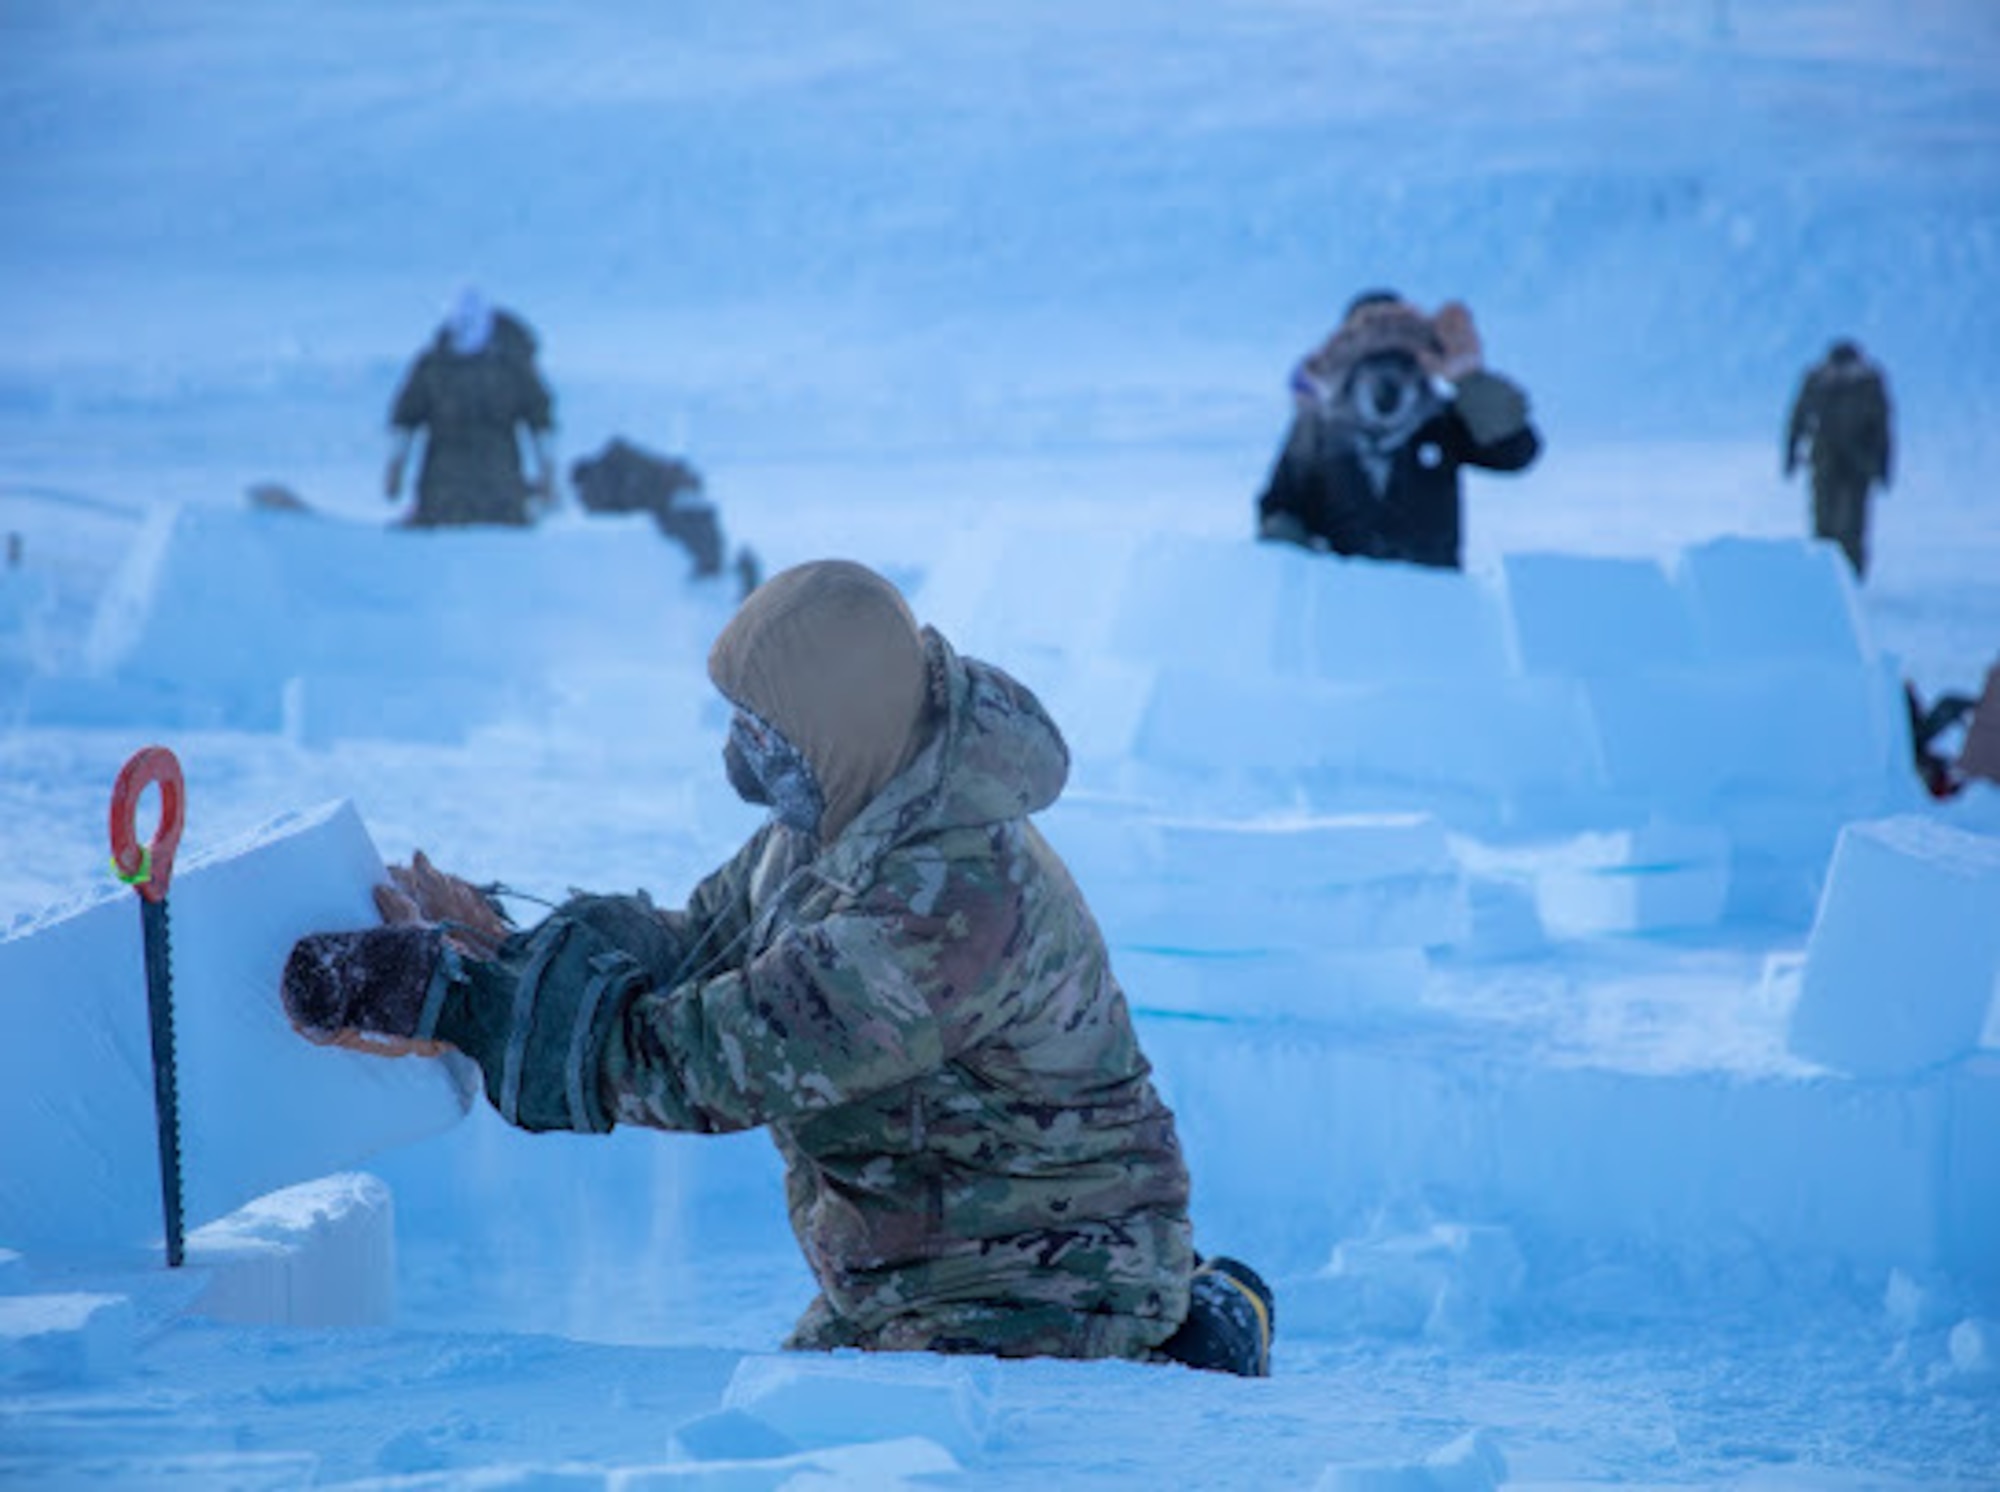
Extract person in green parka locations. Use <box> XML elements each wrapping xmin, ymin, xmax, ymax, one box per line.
<box><xmin>280</xmin><ymin>559</ymin><xmax>1274</xmax><ymax>1375</ymax></box>
<box><xmin>386</xmin><ymin>286</ymin><xmax>557</xmax><ymax>528</ymax></box>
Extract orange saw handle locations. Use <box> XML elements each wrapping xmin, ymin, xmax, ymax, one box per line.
<box><xmin>110</xmin><ymin>746</ymin><xmax>187</xmax><ymax>904</ymax></box>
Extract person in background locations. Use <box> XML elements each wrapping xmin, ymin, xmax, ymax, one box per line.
<box><xmin>386</xmin><ymin>287</ymin><xmax>557</xmax><ymax>528</ymax></box>
<box><xmin>1256</xmin><ymin>290</ymin><xmax>1541</xmax><ymax>570</ymax></box>
<box><xmin>1907</xmin><ymin>659</ymin><xmax>2000</xmax><ymax>799</ymax></box>
<box><xmin>278</xmin><ymin>559</ymin><xmax>1275</xmax><ymax>1377</ymax></box>
<box><xmin>1784</xmin><ymin>338</ymin><xmax>1893</xmax><ymax>580</ymax></box>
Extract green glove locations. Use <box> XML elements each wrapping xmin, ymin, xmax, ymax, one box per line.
<box><xmin>1453</xmin><ymin>370</ymin><xmax>1531</xmax><ymax>446</ymax></box>
<box><xmin>436</xmin><ymin>912</ymin><xmax>654</xmax><ymax>1134</ymax></box>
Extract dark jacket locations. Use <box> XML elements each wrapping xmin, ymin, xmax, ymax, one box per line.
<box><xmin>1786</xmin><ymin>351</ymin><xmax>1892</xmax><ymax>490</ymax></box>
<box><xmin>390</xmin><ymin>312</ymin><xmax>555</xmax><ymax>528</ymax></box>
<box><xmin>1256</xmin><ymin>400</ymin><xmax>1541</xmax><ymax>570</ymax></box>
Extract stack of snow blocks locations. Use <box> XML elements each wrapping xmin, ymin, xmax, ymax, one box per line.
<box><xmin>0</xmin><ymin>799</ymin><xmax>468</xmax><ymax>1330</ymax></box>
<box><xmin>1787</xmin><ymin>815</ymin><xmax>2000</xmax><ymax>1295</ymax></box>
<box><xmin>24</xmin><ymin>503</ymin><xmax>727</xmax><ymax>743</ymax></box>
<box><xmin>919</xmin><ymin>524</ymin><xmax>1966</xmax><ymax>1295</ymax></box>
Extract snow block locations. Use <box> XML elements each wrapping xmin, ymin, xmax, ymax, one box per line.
<box><xmin>1944</xmin><ymin>1056</ymin><xmax>2000</xmax><ymax>1294</ymax></box>
<box><xmin>186</xmin><ymin>1172</ymin><xmax>395</xmax><ymax>1328</ymax></box>
<box><xmin>1132</xmin><ymin>667</ymin><xmax>1602</xmax><ymax>824</ymax></box>
<box><xmin>1502</xmin><ymin>551</ymin><xmax>1698</xmax><ymax>676</ymax></box>
<box><xmin>74</xmin><ymin>505</ymin><xmax>731</xmax><ymax>738</ymax></box>
<box><xmin>0</xmin><ymin>1292</ymin><xmax>136</xmax><ymax>1384</ymax></box>
<box><xmin>1529</xmin><ymin>822</ymin><xmax>1731</xmax><ymax>939</ymax></box>
<box><xmin>1315</xmin><ymin>1429</ymin><xmax>1508</xmax><ymax>1492</ymax></box>
<box><xmin>1046</xmin><ymin>806</ymin><xmax>1468</xmax><ymax>953</ymax></box>
<box><xmin>1675</xmin><ymin>534</ymin><xmax>1870</xmax><ymax>665</ymax></box>
<box><xmin>1302</xmin><ymin>555</ymin><xmax>1513</xmax><ymax>683</ymax></box>
<box><xmin>1788</xmin><ymin>817</ymin><xmax>2000</xmax><ymax>1077</ymax></box>
<box><xmin>1583</xmin><ymin>660</ymin><xmax>1897</xmax><ymax>808</ymax></box>
<box><xmin>1122</xmin><ymin>947</ymin><xmax>1433</xmax><ymax>1027</ymax></box>
<box><xmin>636</xmin><ymin>1438</ymin><xmax>962</xmax><ymax>1489</ymax></box>
<box><xmin>0</xmin><ymin>798</ymin><xmax>472</xmax><ymax>1255</ymax></box>
<box><xmin>718</xmin><ymin>1353</ymin><xmax>995</xmax><ymax>1463</ymax></box>
<box><xmin>1104</xmin><ymin>531</ymin><xmax>1315</xmax><ymax>677</ymax></box>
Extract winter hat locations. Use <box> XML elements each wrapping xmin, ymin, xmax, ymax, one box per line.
<box><xmin>707</xmin><ymin>559</ymin><xmax>931</xmax><ymax>844</ymax></box>
<box><xmin>444</xmin><ymin>285</ymin><xmax>496</xmax><ymax>355</ymax></box>
<box><xmin>1343</xmin><ymin>287</ymin><xmax>1405</xmax><ymax>321</ymax></box>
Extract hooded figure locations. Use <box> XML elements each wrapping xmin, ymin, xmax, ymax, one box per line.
<box><xmin>386</xmin><ymin>286</ymin><xmax>557</xmax><ymax>528</ymax></box>
<box><xmin>1784</xmin><ymin>339</ymin><xmax>1894</xmax><ymax>579</ymax></box>
<box><xmin>279</xmin><ymin>560</ymin><xmax>1272</xmax><ymax>1373</ymax></box>
<box><xmin>1257</xmin><ymin>292</ymin><xmax>1540</xmax><ymax>569</ymax></box>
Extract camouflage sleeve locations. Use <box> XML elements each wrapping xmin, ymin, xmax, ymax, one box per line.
<box><xmin>601</xmin><ymin>837</ymin><xmax>1022</xmax><ymax>1134</ymax></box>
<box><xmin>601</xmin><ymin>904</ymin><xmax>946</xmax><ymax>1134</ymax></box>
<box><xmin>648</xmin><ymin>829</ymin><xmax>770</xmax><ymax>982</ymax></box>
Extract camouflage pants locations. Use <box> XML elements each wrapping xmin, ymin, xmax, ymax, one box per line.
<box><xmin>785</xmin><ymin>1291</ymin><xmax>1177</xmax><ymax>1363</ymax></box>
<box><xmin>1812</xmin><ymin>474</ymin><xmax>1872</xmax><ymax>579</ymax></box>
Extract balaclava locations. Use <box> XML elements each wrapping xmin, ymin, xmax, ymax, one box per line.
<box><xmin>708</xmin><ymin>559</ymin><xmax>931</xmax><ymax>845</ymax></box>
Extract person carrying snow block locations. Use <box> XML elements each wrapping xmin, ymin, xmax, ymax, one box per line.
<box><xmin>385</xmin><ymin>286</ymin><xmax>558</xmax><ymax>529</ymax></box>
<box><xmin>1784</xmin><ymin>338</ymin><xmax>1894</xmax><ymax>580</ymax></box>
<box><xmin>279</xmin><ymin>559</ymin><xmax>1275</xmax><ymax>1377</ymax></box>
<box><xmin>1256</xmin><ymin>290</ymin><xmax>1541</xmax><ymax>570</ymax></box>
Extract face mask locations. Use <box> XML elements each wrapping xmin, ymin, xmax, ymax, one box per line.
<box><xmin>1347</xmin><ymin>354</ymin><xmax>1427</xmax><ymax>432</ymax></box>
<box><xmin>724</xmin><ymin>708</ymin><xmax>825</xmax><ymax>837</ymax></box>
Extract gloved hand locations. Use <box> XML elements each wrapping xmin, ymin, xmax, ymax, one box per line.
<box><xmin>1783</xmin><ymin>449</ymin><xmax>1799</xmax><ymax>479</ymax></box>
<box><xmin>1452</xmin><ymin>370</ymin><xmax>1531</xmax><ymax>446</ymax></box>
<box><xmin>282</xmin><ymin>902</ymin><xmax>651</xmax><ymax>1134</ymax></box>
<box><xmin>376</xmin><ymin>849</ymin><xmax>512</xmax><ymax>958</ymax></box>
<box><xmin>384</xmin><ymin>455</ymin><xmax>405</xmax><ymax>500</ymax></box>
<box><xmin>1427</xmin><ymin>301</ymin><xmax>1484</xmax><ymax>381</ymax></box>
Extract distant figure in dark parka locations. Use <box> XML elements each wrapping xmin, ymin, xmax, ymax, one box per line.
<box><xmin>387</xmin><ymin>287</ymin><xmax>557</xmax><ymax>528</ymax></box>
<box><xmin>1256</xmin><ymin>291</ymin><xmax>1541</xmax><ymax>570</ymax></box>
<box><xmin>1784</xmin><ymin>338</ymin><xmax>1893</xmax><ymax>580</ymax></box>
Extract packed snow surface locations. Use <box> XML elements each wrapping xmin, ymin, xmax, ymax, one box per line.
<box><xmin>3</xmin><ymin>2</ymin><xmax>1999</xmax><ymax>1487</ymax></box>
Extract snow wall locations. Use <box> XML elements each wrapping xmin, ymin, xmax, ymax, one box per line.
<box><xmin>1</xmin><ymin>508</ymin><xmax>1994</xmax><ymax>1320</ymax></box>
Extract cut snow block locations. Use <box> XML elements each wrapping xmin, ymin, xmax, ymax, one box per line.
<box><xmin>1104</xmin><ymin>531</ymin><xmax>1316</xmax><ymax>677</ymax></box>
<box><xmin>1501</xmin><ymin>551</ymin><xmax>1698</xmax><ymax>677</ymax></box>
<box><xmin>1109</xmin><ymin>857</ymin><xmax>1466</xmax><ymax>953</ymax></box>
<box><xmin>1053</xmin><ymin>809</ymin><xmax>1469</xmax><ymax>952</ymax></box>
<box><xmin>1119</xmin><ymin>946</ymin><xmax>1433</xmax><ymax>1027</ymax></box>
<box><xmin>76</xmin><ymin>505</ymin><xmax>722</xmax><ymax>737</ymax></box>
<box><xmin>1676</xmin><ymin>534</ymin><xmax>1869</xmax><ymax>665</ymax></box>
<box><xmin>1944</xmin><ymin>1055</ymin><xmax>2000</xmax><ymax>1294</ymax></box>
<box><xmin>1531</xmin><ymin>822</ymin><xmax>1732</xmax><ymax>939</ymax></box>
<box><xmin>719</xmin><ymin>1352</ymin><xmax>995</xmax><ymax>1463</ymax></box>
<box><xmin>1789</xmin><ymin>817</ymin><xmax>2000</xmax><ymax>1077</ymax></box>
<box><xmin>1134</xmin><ymin>667</ymin><xmax>1602</xmax><ymax>811</ymax></box>
<box><xmin>0</xmin><ymin>799</ymin><xmax>472</xmax><ymax>1255</ymax></box>
<box><xmin>917</xmin><ymin>519</ymin><xmax>1140</xmax><ymax>664</ymax></box>
<box><xmin>0</xmin><ymin>1292</ymin><xmax>136</xmax><ymax>1384</ymax></box>
<box><xmin>186</xmin><ymin>1172</ymin><xmax>395</xmax><ymax>1328</ymax></box>
<box><xmin>1583</xmin><ymin>660</ymin><xmax>1896</xmax><ymax>805</ymax></box>
<box><xmin>1303</xmin><ymin>555</ymin><xmax>1513</xmax><ymax>683</ymax></box>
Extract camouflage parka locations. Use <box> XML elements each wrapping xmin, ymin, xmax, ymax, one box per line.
<box><xmin>599</xmin><ymin>630</ymin><xmax>1195</xmax><ymax>1359</ymax></box>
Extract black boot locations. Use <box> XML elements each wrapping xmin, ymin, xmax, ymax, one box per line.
<box><xmin>282</xmin><ymin>925</ymin><xmax>455</xmax><ymax>1057</ymax></box>
<box><xmin>1160</xmin><ymin>1255</ymin><xmax>1276</xmax><ymax>1377</ymax></box>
